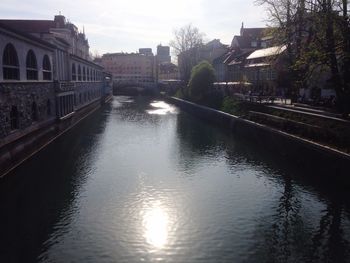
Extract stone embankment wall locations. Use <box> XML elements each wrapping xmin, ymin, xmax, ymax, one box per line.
<box><xmin>0</xmin><ymin>85</ymin><xmax>107</xmax><ymax>178</ymax></box>
<box><xmin>167</xmin><ymin>97</ymin><xmax>350</xmax><ymax>185</ymax></box>
<box><xmin>0</xmin><ymin>82</ymin><xmax>56</xmax><ymax>140</ymax></box>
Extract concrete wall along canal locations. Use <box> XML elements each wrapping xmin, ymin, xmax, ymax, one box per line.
<box><xmin>167</xmin><ymin>97</ymin><xmax>350</xmax><ymax>185</ymax></box>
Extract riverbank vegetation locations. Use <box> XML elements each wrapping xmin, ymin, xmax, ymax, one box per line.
<box><xmin>174</xmin><ymin>60</ymin><xmax>350</xmax><ymax>153</ymax></box>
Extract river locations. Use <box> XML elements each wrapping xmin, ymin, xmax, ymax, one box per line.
<box><xmin>0</xmin><ymin>96</ymin><xmax>350</xmax><ymax>262</ymax></box>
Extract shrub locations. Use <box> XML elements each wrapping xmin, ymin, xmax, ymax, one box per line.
<box><xmin>188</xmin><ymin>61</ymin><xmax>216</xmax><ymax>101</ymax></box>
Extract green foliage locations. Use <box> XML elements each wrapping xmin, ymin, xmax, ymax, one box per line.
<box><xmin>175</xmin><ymin>87</ymin><xmax>187</xmax><ymax>99</ymax></box>
<box><xmin>221</xmin><ymin>96</ymin><xmax>250</xmax><ymax>116</ymax></box>
<box><xmin>187</xmin><ymin>61</ymin><xmax>216</xmax><ymax>101</ymax></box>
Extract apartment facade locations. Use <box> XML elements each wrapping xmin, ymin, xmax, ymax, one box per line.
<box><xmin>101</xmin><ymin>53</ymin><xmax>155</xmax><ymax>85</ymax></box>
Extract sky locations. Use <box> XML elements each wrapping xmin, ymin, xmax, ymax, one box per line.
<box><xmin>0</xmin><ymin>0</ymin><xmax>268</xmax><ymax>57</ymax></box>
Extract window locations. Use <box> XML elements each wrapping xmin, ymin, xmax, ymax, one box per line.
<box><xmin>83</xmin><ymin>67</ymin><xmax>86</xmax><ymax>81</ymax></box>
<box><xmin>3</xmin><ymin>43</ymin><xmax>20</xmax><ymax>80</ymax></box>
<box><xmin>72</xmin><ymin>63</ymin><xmax>76</xmax><ymax>81</ymax></box>
<box><xmin>78</xmin><ymin>65</ymin><xmax>82</xmax><ymax>81</ymax></box>
<box><xmin>42</xmin><ymin>55</ymin><xmax>52</xmax><ymax>80</ymax></box>
<box><xmin>87</xmin><ymin>68</ymin><xmax>90</xmax><ymax>81</ymax></box>
<box><xmin>32</xmin><ymin>102</ymin><xmax>38</xmax><ymax>122</ymax></box>
<box><xmin>26</xmin><ymin>50</ymin><xmax>38</xmax><ymax>80</ymax></box>
<box><xmin>10</xmin><ymin>106</ymin><xmax>19</xmax><ymax>130</ymax></box>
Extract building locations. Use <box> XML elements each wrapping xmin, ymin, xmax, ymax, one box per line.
<box><xmin>156</xmin><ymin>45</ymin><xmax>171</xmax><ymax>64</ymax></box>
<box><xmin>101</xmin><ymin>52</ymin><xmax>155</xmax><ymax>86</ymax></box>
<box><xmin>244</xmin><ymin>45</ymin><xmax>287</xmax><ymax>94</ymax></box>
<box><xmin>139</xmin><ymin>48</ymin><xmax>153</xmax><ymax>56</ymax></box>
<box><xmin>177</xmin><ymin>39</ymin><xmax>228</xmax><ymax>82</ymax></box>
<box><xmin>0</xmin><ymin>15</ymin><xmax>112</xmax><ymax>176</ymax></box>
<box><xmin>231</xmin><ymin>23</ymin><xmax>271</xmax><ymax>51</ymax></box>
<box><xmin>158</xmin><ymin>62</ymin><xmax>179</xmax><ymax>80</ymax></box>
<box><xmin>223</xmin><ymin>24</ymin><xmax>278</xmax><ymax>89</ymax></box>
<box><xmin>0</xmin><ymin>15</ymin><xmax>90</xmax><ymax>60</ymax></box>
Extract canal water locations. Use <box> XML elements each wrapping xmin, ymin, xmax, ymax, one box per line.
<box><xmin>1</xmin><ymin>96</ymin><xmax>350</xmax><ymax>263</ymax></box>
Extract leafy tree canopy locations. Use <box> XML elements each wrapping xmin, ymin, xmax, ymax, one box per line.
<box><xmin>188</xmin><ymin>61</ymin><xmax>216</xmax><ymax>101</ymax></box>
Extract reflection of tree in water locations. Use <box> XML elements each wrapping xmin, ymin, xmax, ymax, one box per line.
<box><xmin>267</xmin><ymin>177</ymin><xmax>306</xmax><ymax>263</ymax></box>
<box><xmin>175</xmin><ymin>112</ymin><xmax>227</xmax><ymax>173</ymax></box>
<box><xmin>308</xmin><ymin>200</ymin><xmax>350</xmax><ymax>263</ymax></box>
<box><xmin>223</xmin><ymin>136</ymin><xmax>350</xmax><ymax>262</ymax></box>
<box><xmin>248</xmin><ymin>176</ymin><xmax>350</xmax><ymax>263</ymax></box>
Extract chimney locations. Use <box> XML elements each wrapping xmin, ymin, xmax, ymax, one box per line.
<box><xmin>240</xmin><ymin>22</ymin><xmax>244</xmax><ymax>36</ymax></box>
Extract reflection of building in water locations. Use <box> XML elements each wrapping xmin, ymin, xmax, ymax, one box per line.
<box><xmin>0</xmin><ymin>14</ymin><xmax>112</xmax><ymax>176</ymax></box>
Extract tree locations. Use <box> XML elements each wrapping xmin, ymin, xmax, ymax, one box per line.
<box><xmin>169</xmin><ymin>24</ymin><xmax>205</xmax><ymax>84</ymax></box>
<box><xmin>187</xmin><ymin>61</ymin><xmax>216</xmax><ymax>101</ymax></box>
<box><xmin>256</xmin><ymin>0</ymin><xmax>350</xmax><ymax>115</ymax></box>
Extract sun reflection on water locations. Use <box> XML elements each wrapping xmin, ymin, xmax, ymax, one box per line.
<box><xmin>147</xmin><ymin>101</ymin><xmax>178</xmax><ymax>115</ymax></box>
<box><xmin>142</xmin><ymin>201</ymin><xmax>169</xmax><ymax>249</ymax></box>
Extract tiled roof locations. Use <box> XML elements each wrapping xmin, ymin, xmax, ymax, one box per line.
<box><xmin>0</xmin><ymin>19</ymin><xmax>55</xmax><ymax>33</ymax></box>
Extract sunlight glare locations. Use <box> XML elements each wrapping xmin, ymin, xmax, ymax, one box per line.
<box><xmin>143</xmin><ymin>203</ymin><xmax>169</xmax><ymax>248</ymax></box>
<box><xmin>147</xmin><ymin>101</ymin><xmax>178</xmax><ymax>115</ymax></box>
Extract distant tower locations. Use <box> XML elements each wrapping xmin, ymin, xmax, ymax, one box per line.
<box><xmin>156</xmin><ymin>44</ymin><xmax>171</xmax><ymax>63</ymax></box>
<box><xmin>240</xmin><ymin>22</ymin><xmax>244</xmax><ymax>36</ymax></box>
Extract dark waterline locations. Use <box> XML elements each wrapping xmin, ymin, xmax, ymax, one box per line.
<box><xmin>0</xmin><ymin>96</ymin><xmax>350</xmax><ymax>262</ymax></box>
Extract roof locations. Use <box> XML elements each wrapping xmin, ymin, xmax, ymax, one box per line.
<box><xmin>227</xmin><ymin>50</ymin><xmax>254</xmax><ymax>66</ymax></box>
<box><xmin>241</xmin><ymin>28</ymin><xmax>265</xmax><ymax>39</ymax></box>
<box><xmin>0</xmin><ymin>19</ymin><xmax>55</xmax><ymax>33</ymax></box>
<box><xmin>213</xmin><ymin>52</ymin><xmax>231</xmax><ymax>64</ymax></box>
<box><xmin>245</xmin><ymin>63</ymin><xmax>271</xmax><ymax>68</ymax></box>
<box><xmin>246</xmin><ymin>45</ymin><xmax>286</xmax><ymax>60</ymax></box>
<box><xmin>0</xmin><ymin>22</ymin><xmax>55</xmax><ymax>49</ymax></box>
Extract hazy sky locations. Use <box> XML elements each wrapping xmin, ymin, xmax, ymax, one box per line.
<box><xmin>0</xmin><ymin>0</ymin><xmax>267</xmax><ymax>56</ymax></box>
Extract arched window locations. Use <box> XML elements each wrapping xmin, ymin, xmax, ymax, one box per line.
<box><xmin>26</xmin><ymin>50</ymin><xmax>38</xmax><ymax>80</ymax></box>
<box><xmin>42</xmin><ymin>55</ymin><xmax>52</xmax><ymax>80</ymax></box>
<box><xmin>10</xmin><ymin>106</ymin><xmax>19</xmax><ymax>130</ymax></box>
<box><xmin>82</xmin><ymin>66</ymin><xmax>86</xmax><ymax>81</ymax></box>
<box><xmin>31</xmin><ymin>101</ymin><xmax>38</xmax><ymax>122</ymax></box>
<box><xmin>3</xmin><ymin>43</ymin><xmax>20</xmax><ymax>80</ymax></box>
<box><xmin>46</xmin><ymin>99</ymin><xmax>51</xmax><ymax>116</ymax></box>
<box><xmin>72</xmin><ymin>63</ymin><xmax>76</xmax><ymax>81</ymax></box>
<box><xmin>78</xmin><ymin>65</ymin><xmax>82</xmax><ymax>81</ymax></box>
